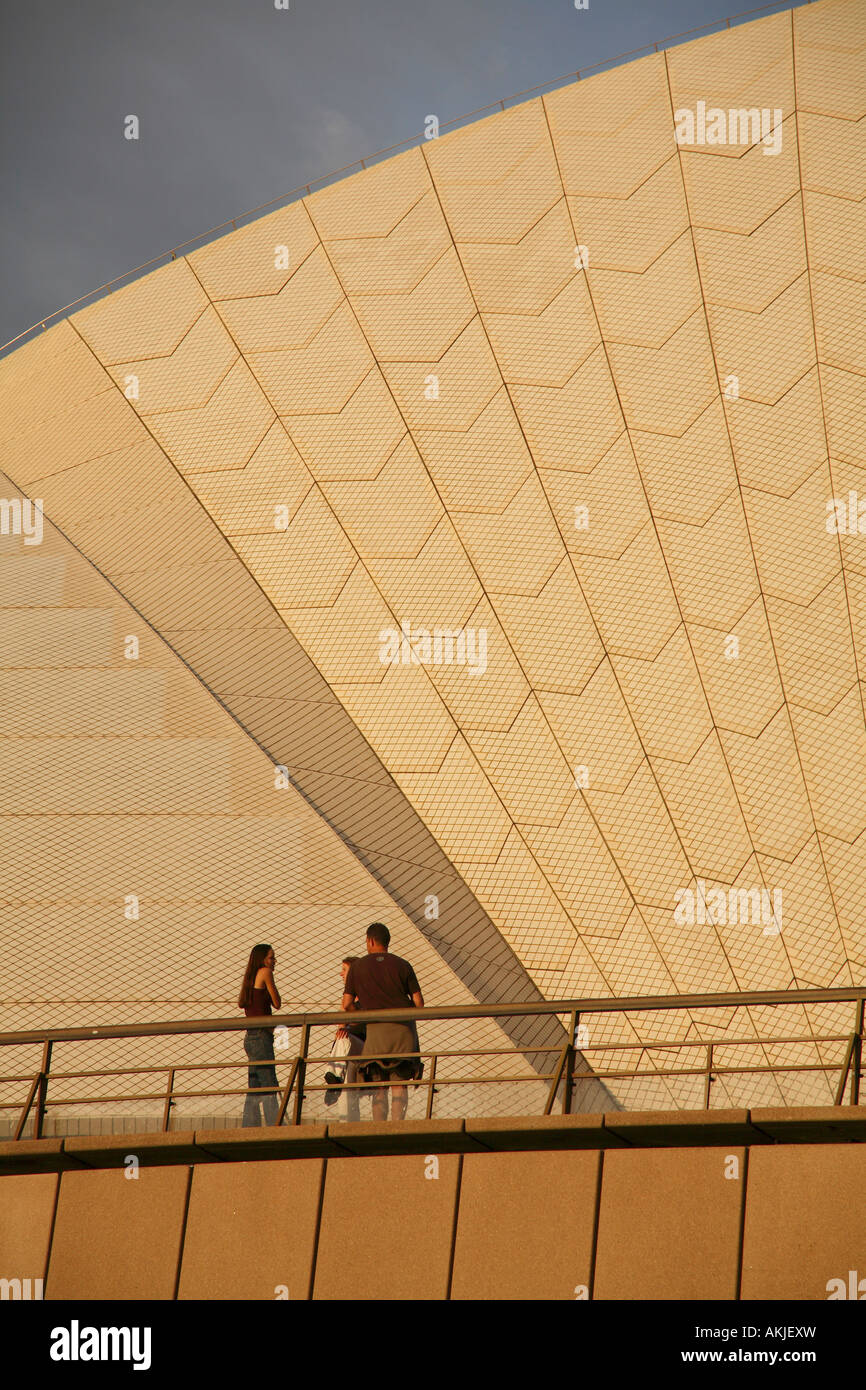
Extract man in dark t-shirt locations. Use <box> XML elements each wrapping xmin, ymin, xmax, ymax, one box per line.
<box><xmin>345</xmin><ymin>948</ymin><xmax>421</xmax><ymax>1013</ymax></box>
<box><xmin>343</xmin><ymin>923</ymin><xmax>424</xmax><ymax>1122</ymax></box>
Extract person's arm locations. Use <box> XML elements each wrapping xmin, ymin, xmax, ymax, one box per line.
<box><xmin>337</xmin><ymin>966</ymin><xmax>358</xmax><ymax>1037</ymax></box>
<box><xmin>405</xmin><ymin>964</ymin><xmax>423</xmax><ymax>1010</ymax></box>
<box><xmin>262</xmin><ymin>968</ymin><xmax>281</xmax><ymax>1010</ymax></box>
<box><xmin>336</xmin><ymin>994</ymin><xmax>352</xmax><ymax>1039</ymax></box>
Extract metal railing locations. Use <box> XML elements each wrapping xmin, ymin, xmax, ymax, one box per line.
<box><xmin>0</xmin><ymin>0</ymin><xmax>814</xmax><ymax>361</ymax></box>
<box><xmin>1</xmin><ymin>985</ymin><xmax>862</xmax><ymax>1140</ymax></box>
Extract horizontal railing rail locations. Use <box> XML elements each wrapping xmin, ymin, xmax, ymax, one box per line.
<box><xmin>2</xmin><ymin>982</ymin><xmax>863</xmax><ymax>1047</ymax></box>
<box><xmin>0</xmin><ymin>0</ymin><xmax>813</xmax><ymax>360</ymax></box>
<box><xmin>1</xmin><ymin>986</ymin><xmax>863</xmax><ymax>1140</ymax></box>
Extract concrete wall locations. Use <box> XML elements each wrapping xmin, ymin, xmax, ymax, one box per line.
<box><xmin>0</xmin><ymin>1172</ymin><xmax>57</xmax><ymax>1299</ymax></box>
<box><xmin>3</xmin><ymin>1133</ymin><xmax>865</xmax><ymax>1300</ymax></box>
<box><xmin>741</xmin><ymin>1145</ymin><xmax>866</xmax><ymax>1301</ymax></box>
<box><xmin>47</xmin><ymin>1166</ymin><xmax>190</xmax><ymax>1300</ymax></box>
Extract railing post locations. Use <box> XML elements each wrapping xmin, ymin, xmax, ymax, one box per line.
<box><xmin>544</xmin><ymin>1046</ymin><xmax>567</xmax><ymax>1115</ymax></box>
<box><xmin>162</xmin><ymin>1068</ymin><xmax>175</xmax><ymax>1132</ymax></box>
<box><xmin>425</xmin><ymin>1054</ymin><xmax>438</xmax><ymax>1120</ymax></box>
<box><xmin>34</xmin><ymin>1040</ymin><xmax>52</xmax><ymax>1140</ymax></box>
<box><xmin>562</xmin><ymin>1011</ymin><xmax>578</xmax><ymax>1114</ymax></box>
<box><xmin>703</xmin><ymin>1043</ymin><xmax>714</xmax><ymax>1109</ymax></box>
<box><xmin>850</xmin><ymin>999</ymin><xmax>864</xmax><ymax>1106</ymax></box>
<box><xmin>13</xmin><ymin>1074</ymin><xmax>40</xmax><ymax>1141</ymax></box>
<box><xmin>277</xmin><ymin>1054</ymin><xmax>300</xmax><ymax>1126</ymax></box>
<box><xmin>834</xmin><ymin>1034</ymin><xmax>855</xmax><ymax>1106</ymax></box>
<box><xmin>292</xmin><ymin>1024</ymin><xmax>310</xmax><ymax>1126</ymax></box>
<box><xmin>562</xmin><ymin>1045</ymin><xmax>575</xmax><ymax>1114</ymax></box>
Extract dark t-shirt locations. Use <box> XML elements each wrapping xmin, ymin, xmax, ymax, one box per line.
<box><xmin>243</xmin><ymin>986</ymin><xmax>272</xmax><ymax>1018</ymax></box>
<box><xmin>345</xmin><ymin>953</ymin><xmax>420</xmax><ymax>1012</ymax></box>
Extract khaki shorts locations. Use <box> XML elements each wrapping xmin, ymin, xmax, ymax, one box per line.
<box><xmin>359</xmin><ymin>1022</ymin><xmax>421</xmax><ymax>1082</ymax></box>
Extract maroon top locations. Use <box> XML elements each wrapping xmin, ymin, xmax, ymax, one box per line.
<box><xmin>244</xmin><ymin>986</ymin><xmax>272</xmax><ymax>1018</ymax></box>
<box><xmin>345</xmin><ymin>953</ymin><xmax>420</xmax><ymax>1012</ymax></box>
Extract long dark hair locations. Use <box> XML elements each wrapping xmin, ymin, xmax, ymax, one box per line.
<box><xmin>238</xmin><ymin>943</ymin><xmax>273</xmax><ymax>1009</ymax></box>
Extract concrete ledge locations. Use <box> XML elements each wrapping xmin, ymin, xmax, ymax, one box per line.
<box><xmin>603</xmin><ymin>1109</ymin><xmax>772</xmax><ymax>1147</ymax></box>
<box><xmin>325</xmin><ymin>1119</ymin><xmax>486</xmax><ymax>1155</ymax></box>
<box><xmin>2</xmin><ymin>1107</ymin><xmax>864</xmax><ymax>1174</ymax></box>
<box><xmin>65</xmin><ymin>1131</ymin><xmax>217</xmax><ymax>1168</ymax></box>
<box><xmin>750</xmin><ymin>1105</ymin><xmax>866</xmax><ymax>1143</ymax></box>
<box><xmin>466</xmin><ymin>1113</ymin><xmax>623</xmax><ymax>1150</ymax></box>
<box><xmin>194</xmin><ymin>1124</ymin><xmax>346</xmax><ymax>1161</ymax></box>
<box><xmin>0</xmin><ymin>1138</ymin><xmax>85</xmax><ymax>1175</ymax></box>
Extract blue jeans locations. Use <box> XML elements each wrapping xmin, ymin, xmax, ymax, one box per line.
<box><xmin>243</xmin><ymin>1028</ymin><xmax>278</xmax><ymax>1127</ymax></box>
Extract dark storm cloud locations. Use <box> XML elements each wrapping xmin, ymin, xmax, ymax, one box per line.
<box><xmin>0</xmin><ymin>0</ymin><xmax>787</xmax><ymax>346</ymax></box>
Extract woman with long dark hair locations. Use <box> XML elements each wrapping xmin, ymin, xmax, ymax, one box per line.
<box><xmin>238</xmin><ymin>943</ymin><xmax>281</xmax><ymax>1127</ymax></box>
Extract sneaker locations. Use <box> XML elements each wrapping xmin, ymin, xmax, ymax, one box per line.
<box><xmin>324</xmin><ymin>1071</ymin><xmax>343</xmax><ymax>1087</ymax></box>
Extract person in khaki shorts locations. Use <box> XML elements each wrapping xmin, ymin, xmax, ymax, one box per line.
<box><xmin>342</xmin><ymin>924</ymin><xmax>423</xmax><ymax>1122</ymax></box>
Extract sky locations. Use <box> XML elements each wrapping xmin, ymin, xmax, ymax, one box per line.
<box><xmin>0</xmin><ymin>0</ymin><xmax>800</xmax><ymax>348</ymax></box>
